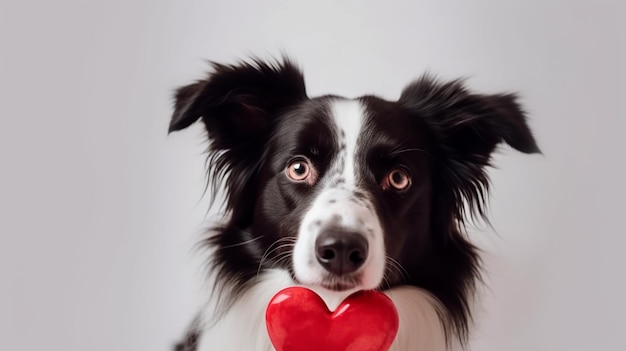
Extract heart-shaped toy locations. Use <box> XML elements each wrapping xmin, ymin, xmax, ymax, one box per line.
<box><xmin>265</xmin><ymin>287</ymin><xmax>399</xmax><ymax>351</ymax></box>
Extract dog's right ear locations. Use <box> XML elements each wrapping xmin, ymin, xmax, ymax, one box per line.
<box><xmin>169</xmin><ymin>58</ymin><xmax>307</xmax><ymax>151</ymax></box>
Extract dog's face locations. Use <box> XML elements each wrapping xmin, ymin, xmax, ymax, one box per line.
<box><xmin>169</xmin><ymin>58</ymin><xmax>539</xmax><ymax>334</ymax></box>
<box><xmin>250</xmin><ymin>96</ymin><xmax>434</xmax><ymax>292</ymax></box>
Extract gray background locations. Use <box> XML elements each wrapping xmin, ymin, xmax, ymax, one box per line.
<box><xmin>1</xmin><ymin>0</ymin><xmax>624</xmax><ymax>350</ymax></box>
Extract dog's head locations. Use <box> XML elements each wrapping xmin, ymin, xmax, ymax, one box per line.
<box><xmin>170</xmin><ymin>58</ymin><xmax>539</xmax><ymax>338</ymax></box>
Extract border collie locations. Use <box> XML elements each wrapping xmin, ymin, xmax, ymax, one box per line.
<box><xmin>169</xmin><ymin>57</ymin><xmax>539</xmax><ymax>351</ymax></box>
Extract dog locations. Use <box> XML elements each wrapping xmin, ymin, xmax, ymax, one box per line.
<box><xmin>168</xmin><ymin>57</ymin><xmax>540</xmax><ymax>351</ymax></box>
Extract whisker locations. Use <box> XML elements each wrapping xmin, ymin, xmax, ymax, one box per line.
<box><xmin>220</xmin><ymin>235</ymin><xmax>264</xmax><ymax>249</ymax></box>
<box><xmin>270</xmin><ymin>252</ymin><xmax>293</xmax><ymax>269</ymax></box>
<box><xmin>382</xmin><ymin>276</ymin><xmax>393</xmax><ymax>291</ymax></box>
<box><xmin>385</xmin><ymin>256</ymin><xmax>409</xmax><ymax>284</ymax></box>
<box><xmin>256</xmin><ymin>237</ymin><xmax>296</xmax><ymax>279</ymax></box>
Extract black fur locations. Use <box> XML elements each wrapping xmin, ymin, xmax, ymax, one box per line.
<box><xmin>169</xmin><ymin>57</ymin><xmax>539</xmax><ymax>348</ymax></box>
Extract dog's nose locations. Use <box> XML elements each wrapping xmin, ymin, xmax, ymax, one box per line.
<box><xmin>315</xmin><ymin>229</ymin><xmax>369</xmax><ymax>275</ymax></box>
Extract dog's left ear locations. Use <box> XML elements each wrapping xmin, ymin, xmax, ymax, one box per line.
<box><xmin>399</xmin><ymin>76</ymin><xmax>540</xmax><ymax>161</ymax></box>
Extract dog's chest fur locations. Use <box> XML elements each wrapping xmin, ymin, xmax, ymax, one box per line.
<box><xmin>196</xmin><ymin>270</ymin><xmax>449</xmax><ymax>351</ymax></box>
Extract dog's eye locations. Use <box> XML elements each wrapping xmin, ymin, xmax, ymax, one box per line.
<box><xmin>382</xmin><ymin>168</ymin><xmax>411</xmax><ymax>191</ymax></box>
<box><xmin>286</xmin><ymin>158</ymin><xmax>316</xmax><ymax>184</ymax></box>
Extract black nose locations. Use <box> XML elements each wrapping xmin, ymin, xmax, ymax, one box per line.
<box><xmin>315</xmin><ymin>229</ymin><xmax>369</xmax><ymax>276</ymax></box>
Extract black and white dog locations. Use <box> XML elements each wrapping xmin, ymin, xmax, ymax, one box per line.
<box><xmin>169</xmin><ymin>58</ymin><xmax>539</xmax><ymax>351</ymax></box>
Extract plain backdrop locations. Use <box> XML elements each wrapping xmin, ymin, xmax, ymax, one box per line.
<box><xmin>1</xmin><ymin>0</ymin><xmax>624</xmax><ymax>350</ymax></box>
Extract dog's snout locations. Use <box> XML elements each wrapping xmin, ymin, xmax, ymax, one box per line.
<box><xmin>315</xmin><ymin>229</ymin><xmax>369</xmax><ymax>275</ymax></box>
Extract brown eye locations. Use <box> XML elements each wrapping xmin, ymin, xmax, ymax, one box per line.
<box><xmin>286</xmin><ymin>158</ymin><xmax>316</xmax><ymax>184</ymax></box>
<box><xmin>383</xmin><ymin>168</ymin><xmax>411</xmax><ymax>191</ymax></box>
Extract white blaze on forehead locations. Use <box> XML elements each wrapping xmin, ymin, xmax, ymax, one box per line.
<box><xmin>328</xmin><ymin>99</ymin><xmax>366</xmax><ymax>185</ymax></box>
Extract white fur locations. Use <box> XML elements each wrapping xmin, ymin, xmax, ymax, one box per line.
<box><xmin>197</xmin><ymin>270</ymin><xmax>292</xmax><ymax>351</ymax></box>
<box><xmin>329</xmin><ymin>99</ymin><xmax>363</xmax><ymax>188</ymax></box>
<box><xmin>293</xmin><ymin>187</ymin><xmax>386</xmax><ymax>290</ymax></box>
<box><xmin>197</xmin><ymin>270</ymin><xmax>450</xmax><ymax>351</ymax></box>
<box><xmin>386</xmin><ymin>287</ymin><xmax>451</xmax><ymax>351</ymax></box>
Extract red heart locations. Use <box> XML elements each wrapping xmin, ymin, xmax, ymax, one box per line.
<box><xmin>266</xmin><ymin>287</ymin><xmax>399</xmax><ymax>351</ymax></box>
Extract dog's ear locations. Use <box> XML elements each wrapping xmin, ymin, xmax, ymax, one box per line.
<box><xmin>399</xmin><ymin>75</ymin><xmax>540</xmax><ymax>222</ymax></box>
<box><xmin>399</xmin><ymin>75</ymin><xmax>540</xmax><ymax>158</ymax></box>
<box><xmin>169</xmin><ymin>58</ymin><xmax>307</xmax><ymax>150</ymax></box>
